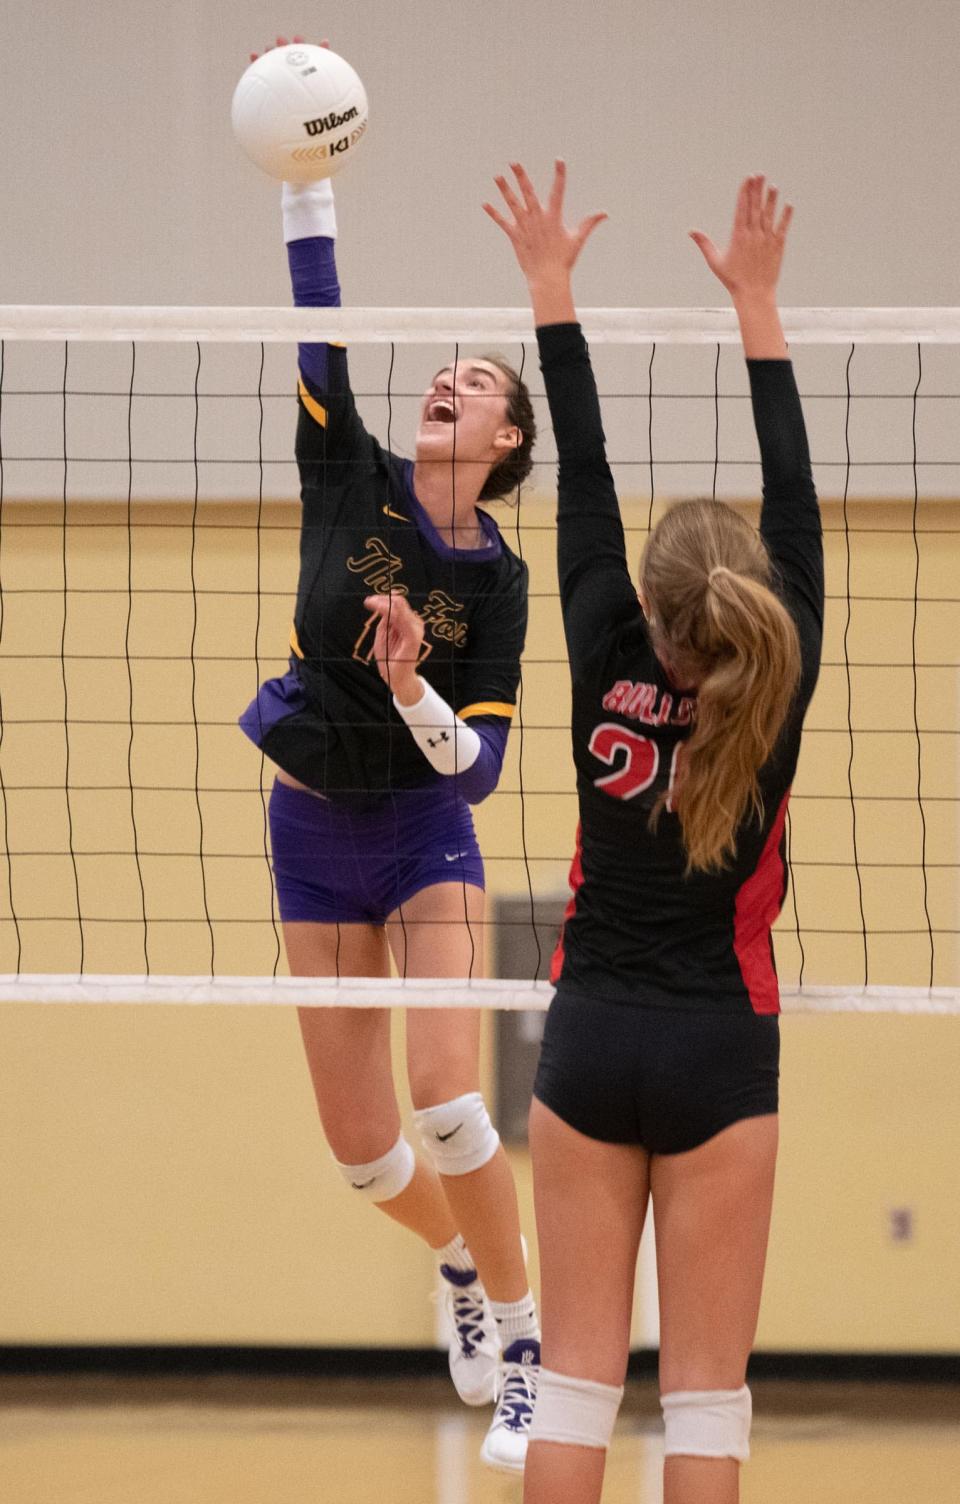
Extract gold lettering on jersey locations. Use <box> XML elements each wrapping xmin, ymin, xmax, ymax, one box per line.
<box><xmin>345</xmin><ymin>541</ymin><xmax>468</xmax><ymax>663</ymax></box>
<box><xmin>346</xmin><ymin>540</ymin><xmax>410</xmax><ymax>664</ymax></box>
<box><xmin>601</xmin><ymin>679</ymin><xmax>697</xmax><ymax>728</ymax></box>
<box><xmin>346</xmin><ymin>538</ymin><xmax>410</xmax><ymax>597</ymax></box>
<box><xmin>418</xmin><ymin>589</ymin><xmax>467</xmax><ymax>648</ymax></box>
<box><xmin>351</xmin><ymin>608</ymin><xmax>434</xmax><ymax>667</ymax></box>
<box><xmin>351</xmin><ymin>607</ymin><xmax>435</xmax><ymax>667</ymax></box>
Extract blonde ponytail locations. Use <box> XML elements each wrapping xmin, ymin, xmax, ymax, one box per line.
<box><xmin>642</xmin><ymin>500</ymin><xmax>801</xmax><ymax>873</ymax></box>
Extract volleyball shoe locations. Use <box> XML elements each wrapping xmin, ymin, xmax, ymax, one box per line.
<box><xmin>439</xmin><ymin>1264</ymin><xmax>500</xmax><ymax>1406</ymax></box>
<box><xmin>480</xmin><ymin>1337</ymin><xmax>541</xmax><ymax>1472</ymax></box>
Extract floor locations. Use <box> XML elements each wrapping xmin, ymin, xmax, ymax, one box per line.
<box><xmin>2</xmin><ymin>1375</ymin><xmax>959</xmax><ymax>1503</ymax></box>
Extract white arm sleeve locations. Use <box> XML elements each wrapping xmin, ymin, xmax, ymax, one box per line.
<box><xmin>282</xmin><ymin>178</ymin><xmax>337</xmax><ymax>242</ymax></box>
<box><xmin>393</xmin><ymin>679</ymin><xmax>482</xmax><ymax>776</ymax></box>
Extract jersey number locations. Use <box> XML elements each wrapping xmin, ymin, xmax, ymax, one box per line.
<box><xmin>589</xmin><ymin>724</ymin><xmax>682</xmax><ymax>804</ymax></box>
<box><xmin>353</xmin><ymin>609</ymin><xmax>433</xmax><ymax>668</ymax></box>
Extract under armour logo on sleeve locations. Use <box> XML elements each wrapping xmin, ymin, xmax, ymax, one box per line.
<box><xmin>427</xmin><ymin>731</ymin><xmax>451</xmax><ymax>748</ymax></box>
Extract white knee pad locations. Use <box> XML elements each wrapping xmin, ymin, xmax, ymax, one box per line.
<box><xmin>528</xmin><ymin>1368</ymin><xmax>624</xmax><ymax>1451</ymax></box>
<box><xmin>661</xmin><ymin>1385</ymin><xmax>752</xmax><ymax>1461</ymax></box>
<box><xmin>414</xmin><ymin>1092</ymin><xmax>500</xmax><ymax>1176</ymax></box>
<box><xmin>333</xmin><ymin>1132</ymin><xmax>416</xmax><ymax>1204</ymax></box>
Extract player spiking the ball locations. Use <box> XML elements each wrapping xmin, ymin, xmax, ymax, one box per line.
<box><xmin>237</xmin><ymin>37</ymin><xmax>540</xmax><ymax>1474</ymax></box>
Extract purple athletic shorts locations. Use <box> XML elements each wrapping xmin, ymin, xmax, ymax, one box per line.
<box><xmin>268</xmin><ymin>778</ymin><xmax>485</xmax><ymax>925</ymax></box>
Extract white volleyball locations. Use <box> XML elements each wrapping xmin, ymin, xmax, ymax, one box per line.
<box><xmin>231</xmin><ymin>44</ymin><xmax>368</xmax><ymax>183</ymax></box>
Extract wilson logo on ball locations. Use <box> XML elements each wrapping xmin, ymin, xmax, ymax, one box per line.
<box><xmin>303</xmin><ymin>106</ymin><xmax>360</xmax><ymax>137</ymax></box>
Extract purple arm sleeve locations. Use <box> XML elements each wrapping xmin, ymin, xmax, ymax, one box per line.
<box><xmin>454</xmin><ymin>720</ymin><xmax>509</xmax><ymax>805</ymax></box>
<box><xmin>286</xmin><ymin>235</ymin><xmax>341</xmax><ymax>390</ymax></box>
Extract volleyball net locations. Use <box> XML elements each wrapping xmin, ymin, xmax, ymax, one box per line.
<box><xmin>0</xmin><ymin>305</ymin><xmax>958</xmax><ymax>1012</ymax></box>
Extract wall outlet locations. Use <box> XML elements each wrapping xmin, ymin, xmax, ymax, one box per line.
<box><xmin>888</xmin><ymin>1207</ymin><xmax>914</xmax><ymax>1243</ymax></box>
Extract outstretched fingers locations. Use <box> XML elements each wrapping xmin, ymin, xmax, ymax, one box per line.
<box><xmin>748</xmin><ymin>173</ymin><xmax>764</xmax><ymax>229</ymax></box>
<box><xmin>485</xmin><ymin>157</ymin><xmax>606</xmax><ymax>289</ymax></box>
<box><xmin>576</xmin><ymin>211</ymin><xmax>609</xmax><ymax>251</ymax></box>
<box><xmin>700</xmin><ymin>170</ymin><xmax>795</xmax><ymax>302</ymax></box>
<box><xmin>482</xmin><ymin>200</ymin><xmax>516</xmax><ymax>239</ymax></box>
<box><xmin>734</xmin><ymin>176</ymin><xmax>752</xmax><ymax>232</ymax></box>
<box><xmin>493</xmin><ymin>172</ymin><xmax>526</xmax><ymax>224</ymax></box>
<box><xmin>509</xmin><ymin>161</ymin><xmax>544</xmax><ymax>215</ymax></box>
<box><xmin>764</xmin><ymin>183</ymin><xmax>794</xmax><ymax>244</ymax></box>
<box><xmin>547</xmin><ymin>158</ymin><xmax>567</xmax><ymax>216</ymax></box>
<box><xmin>688</xmin><ymin>229</ymin><xmax>721</xmax><ymax>276</ymax></box>
<box><xmin>249</xmin><ymin>32</ymin><xmax>308</xmax><ymax>62</ymax></box>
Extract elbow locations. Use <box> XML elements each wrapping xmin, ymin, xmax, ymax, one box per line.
<box><xmin>454</xmin><ymin>746</ymin><xmax>503</xmax><ymax>805</ymax></box>
<box><xmin>457</xmin><ymin>768</ymin><xmax>497</xmax><ymax>806</ymax></box>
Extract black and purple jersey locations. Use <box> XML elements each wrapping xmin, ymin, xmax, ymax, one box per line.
<box><xmin>537</xmin><ymin>323</ymin><xmax>823</xmax><ymax>1015</ymax></box>
<box><xmin>240</xmin><ymin>234</ymin><xmax>528</xmax><ymax>801</ymax></box>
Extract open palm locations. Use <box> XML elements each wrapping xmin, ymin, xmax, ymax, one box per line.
<box><xmin>483</xmin><ymin>160</ymin><xmax>607</xmax><ymax>285</ymax></box>
<box><xmin>690</xmin><ymin>174</ymin><xmax>793</xmax><ymax>298</ymax></box>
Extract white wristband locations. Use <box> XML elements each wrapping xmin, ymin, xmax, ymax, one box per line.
<box><xmin>282</xmin><ymin>178</ymin><xmax>337</xmax><ymax>242</ymax></box>
<box><xmin>393</xmin><ymin>679</ymin><xmax>482</xmax><ymax>776</ymax></box>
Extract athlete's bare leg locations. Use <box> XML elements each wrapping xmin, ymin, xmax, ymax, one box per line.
<box><xmin>653</xmin><ymin>1114</ymin><xmax>778</xmax><ymax>1504</ymax></box>
<box><xmin>523</xmin><ymin>1097</ymin><xmax>650</xmax><ymax>1504</ymax></box>
<box><xmin>388</xmin><ymin>881</ymin><xmax>530</xmax><ymax>1302</ymax></box>
<box><xmin>288</xmin><ymin>917</ymin><xmax>457</xmax><ymax>1247</ymax></box>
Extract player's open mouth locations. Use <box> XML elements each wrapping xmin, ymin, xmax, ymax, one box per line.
<box><xmin>425</xmin><ymin>398</ymin><xmax>457</xmax><ymax>423</ymax></box>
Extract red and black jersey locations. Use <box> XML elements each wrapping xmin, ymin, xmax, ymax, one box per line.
<box><xmin>537</xmin><ymin>323</ymin><xmax>824</xmax><ymax>1015</ymax></box>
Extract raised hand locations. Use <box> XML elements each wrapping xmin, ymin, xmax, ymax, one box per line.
<box><xmin>689</xmin><ymin>173</ymin><xmax>793</xmax><ymax>300</ymax></box>
<box><xmin>364</xmin><ymin>594</ymin><xmax>426</xmax><ymax>704</ymax></box>
<box><xmin>249</xmin><ymin>34</ymin><xmax>326</xmax><ymax>62</ymax></box>
<box><xmin>484</xmin><ymin>160</ymin><xmax>606</xmax><ymax>323</ymax></box>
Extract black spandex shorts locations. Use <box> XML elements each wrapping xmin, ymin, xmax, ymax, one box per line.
<box><xmin>533</xmin><ymin>989</ymin><xmax>780</xmax><ymax>1155</ymax></box>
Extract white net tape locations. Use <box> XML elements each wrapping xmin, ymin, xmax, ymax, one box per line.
<box><xmin>2</xmin><ymin>305</ymin><xmax>960</xmax><ymax>344</ymax></box>
<box><xmin>0</xmin><ymin>974</ymin><xmax>957</xmax><ymax>1013</ymax></box>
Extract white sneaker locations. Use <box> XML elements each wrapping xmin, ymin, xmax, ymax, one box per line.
<box><xmin>441</xmin><ymin>1269</ymin><xmax>499</xmax><ymax>1407</ymax></box>
<box><xmin>479</xmin><ymin>1337</ymin><xmax>541</xmax><ymax>1473</ymax></box>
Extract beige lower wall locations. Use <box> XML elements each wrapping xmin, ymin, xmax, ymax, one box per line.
<box><xmin>1</xmin><ymin>1004</ymin><xmax>957</xmax><ymax>1350</ymax></box>
<box><xmin>0</xmin><ymin>494</ymin><xmax>957</xmax><ymax>1350</ymax></box>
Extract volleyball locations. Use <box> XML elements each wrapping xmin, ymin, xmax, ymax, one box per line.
<box><xmin>231</xmin><ymin>44</ymin><xmax>368</xmax><ymax>183</ymax></box>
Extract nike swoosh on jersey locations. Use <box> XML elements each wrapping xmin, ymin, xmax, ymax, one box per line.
<box><xmin>444</xmin><ymin>852</ymin><xmax>460</xmax><ymax>862</ymax></box>
<box><xmin>436</xmin><ymin>1124</ymin><xmax>463</xmax><ymax>1142</ymax></box>
<box><xmin>351</xmin><ymin>1177</ymin><xmax>376</xmax><ymax>1189</ymax></box>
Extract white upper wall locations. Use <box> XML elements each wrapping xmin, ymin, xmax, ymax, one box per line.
<box><xmin>4</xmin><ymin>0</ymin><xmax>959</xmax><ymax>309</ymax></box>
